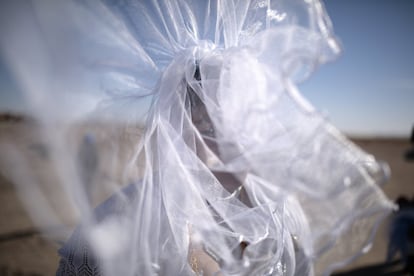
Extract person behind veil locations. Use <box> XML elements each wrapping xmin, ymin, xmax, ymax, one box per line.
<box><xmin>0</xmin><ymin>1</ymin><xmax>394</xmax><ymax>276</ymax></box>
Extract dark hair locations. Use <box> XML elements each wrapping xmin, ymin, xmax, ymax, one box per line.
<box><xmin>187</xmin><ymin>64</ymin><xmax>202</xmax><ymax>111</ymax></box>
<box><xmin>186</xmin><ymin>63</ymin><xmax>216</xmax><ymax>138</ymax></box>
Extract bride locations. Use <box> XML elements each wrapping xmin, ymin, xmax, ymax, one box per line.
<box><xmin>0</xmin><ymin>0</ymin><xmax>393</xmax><ymax>275</ymax></box>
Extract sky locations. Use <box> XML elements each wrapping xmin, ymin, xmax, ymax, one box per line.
<box><xmin>300</xmin><ymin>0</ymin><xmax>414</xmax><ymax>137</ymax></box>
<box><xmin>0</xmin><ymin>0</ymin><xmax>413</xmax><ymax>137</ymax></box>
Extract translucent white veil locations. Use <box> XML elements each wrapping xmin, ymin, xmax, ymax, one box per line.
<box><xmin>0</xmin><ymin>0</ymin><xmax>394</xmax><ymax>275</ymax></box>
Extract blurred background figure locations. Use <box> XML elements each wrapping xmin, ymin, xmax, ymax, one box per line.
<box><xmin>78</xmin><ymin>134</ymin><xmax>98</xmax><ymax>204</ymax></box>
<box><xmin>387</xmin><ymin>196</ymin><xmax>414</xmax><ymax>275</ymax></box>
<box><xmin>387</xmin><ymin>137</ymin><xmax>414</xmax><ymax>274</ymax></box>
<box><xmin>404</xmin><ymin>125</ymin><xmax>414</xmax><ymax>162</ymax></box>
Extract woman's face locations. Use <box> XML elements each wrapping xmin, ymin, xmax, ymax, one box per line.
<box><xmin>188</xmin><ymin>84</ymin><xmax>221</xmax><ymax>166</ymax></box>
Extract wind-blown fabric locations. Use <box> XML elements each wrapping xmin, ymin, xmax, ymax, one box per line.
<box><xmin>0</xmin><ymin>1</ymin><xmax>393</xmax><ymax>275</ymax></box>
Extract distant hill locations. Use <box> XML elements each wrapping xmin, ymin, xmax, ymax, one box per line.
<box><xmin>0</xmin><ymin>113</ymin><xmax>34</xmax><ymax>124</ymax></box>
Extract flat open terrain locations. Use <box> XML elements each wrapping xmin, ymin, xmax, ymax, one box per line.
<box><xmin>0</xmin><ymin>121</ymin><xmax>412</xmax><ymax>275</ymax></box>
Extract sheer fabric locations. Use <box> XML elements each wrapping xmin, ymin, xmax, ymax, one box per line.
<box><xmin>0</xmin><ymin>1</ymin><xmax>393</xmax><ymax>275</ymax></box>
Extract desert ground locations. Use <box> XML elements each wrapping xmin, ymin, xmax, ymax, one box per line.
<box><xmin>0</xmin><ymin>119</ymin><xmax>412</xmax><ymax>275</ymax></box>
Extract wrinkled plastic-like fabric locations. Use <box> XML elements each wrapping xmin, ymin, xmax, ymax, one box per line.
<box><xmin>0</xmin><ymin>0</ymin><xmax>394</xmax><ymax>275</ymax></box>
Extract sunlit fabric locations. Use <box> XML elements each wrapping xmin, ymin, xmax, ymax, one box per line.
<box><xmin>0</xmin><ymin>1</ymin><xmax>393</xmax><ymax>275</ymax></box>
